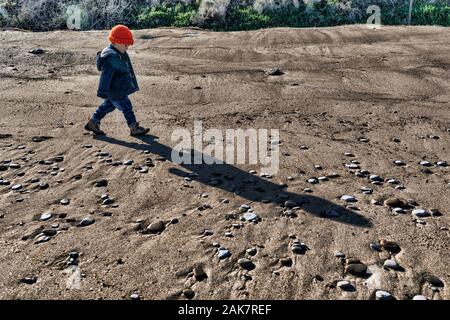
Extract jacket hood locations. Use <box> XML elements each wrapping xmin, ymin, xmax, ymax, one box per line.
<box><xmin>96</xmin><ymin>45</ymin><xmax>120</xmax><ymax>71</ymax></box>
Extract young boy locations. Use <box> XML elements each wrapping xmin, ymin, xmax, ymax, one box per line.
<box><xmin>85</xmin><ymin>25</ymin><xmax>149</xmax><ymax>136</ymax></box>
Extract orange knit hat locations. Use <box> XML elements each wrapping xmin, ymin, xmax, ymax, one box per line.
<box><xmin>108</xmin><ymin>25</ymin><xmax>134</xmax><ymax>45</ymax></box>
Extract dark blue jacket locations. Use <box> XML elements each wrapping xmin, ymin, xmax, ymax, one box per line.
<box><xmin>96</xmin><ymin>44</ymin><xmax>139</xmax><ymax>100</ymax></box>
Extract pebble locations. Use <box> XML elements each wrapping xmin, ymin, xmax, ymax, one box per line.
<box><xmin>147</xmin><ymin>221</ymin><xmax>165</xmax><ymax>233</ymax></box>
<box><xmin>43</xmin><ymin>229</ymin><xmax>57</xmax><ymax>237</ymax></box>
<box><xmin>193</xmin><ymin>266</ymin><xmax>207</xmax><ymax>281</ymax></box>
<box><xmin>35</xmin><ymin>235</ymin><xmax>51</xmax><ymax>244</ymax></box>
<box><xmin>334</xmin><ymin>251</ymin><xmax>345</xmax><ymax>258</ymax></box>
<box><xmin>307</xmin><ymin>178</ymin><xmax>319</xmax><ymax>184</ymax></box>
<box><xmin>412</xmin><ymin>209</ymin><xmax>429</xmax><ymax>218</ymax></box>
<box><xmin>183</xmin><ymin>289</ymin><xmax>195</xmax><ymax>300</ymax></box>
<box><xmin>437</xmin><ymin>161</ymin><xmax>448</xmax><ymax>167</ymax></box>
<box><xmin>224</xmin><ymin>232</ymin><xmax>233</xmax><ymax>237</ymax></box>
<box><xmin>303</xmin><ymin>188</ymin><xmax>313</xmax><ymax>193</ymax></box>
<box><xmin>412</xmin><ymin>295</ymin><xmax>427</xmax><ymax>300</ymax></box>
<box><xmin>429</xmin><ymin>208</ymin><xmax>442</xmax><ymax>217</ymax></box>
<box><xmin>341</xmin><ymin>195</ymin><xmax>357</xmax><ymax>202</ymax></box>
<box><xmin>60</xmin><ymin>198</ymin><xmax>70</xmax><ymax>205</ymax></box>
<box><xmin>78</xmin><ymin>217</ymin><xmax>95</xmax><ymax>227</ymax></box>
<box><xmin>238</xmin><ymin>258</ymin><xmax>255</xmax><ymax>270</ymax></box>
<box><xmin>139</xmin><ymin>166</ymin><xmax>149</xmax><ymax>173</ymax></box>
<box><xmin>239</xmin><ymin>204</ymin><xmax>251</xmax><ymax>212</ymax></box>
<box><xmin>380</xmin><ymin>239</ymin><xmax>401</xmax><ymax>253</ymax></box>
<box><xmin>22</xmin><ymin>276</ymin><xmax>37</xmax><ymax>284</ymax></box>
<box><xmin>40</xmin><ymin>212</ymin><xmax>52</xmax><ymax>221</ymax></box>
<box><xmin>243</xmin><ymin>212</ymin><xmax>259</xmax><ymax>222</ymax></box>
<box><xmin>218</xmin><ymin>249</ymin><xmax>231</xmax><ymax>259</ymax></box>
<box><xmin>292</xmin><ymin>242</ymin><xmax>307</xmax><ymax>254</ymax></box>
<box><xmin>337</xmin><ymin>280</ymin><xmax>354</xmax><ymax>291</ymax></box>
<box><xmin>344</xmin><ymin>152</ymin><xmax>354</xmax><ymax>157</ymax></box>
<box><xmin>384</xmin><ymin>197</ymin><xmax>408</xmax><ymax>207</ymax></box>
<box><xmin>383</xmin><ymin>259</ymin><xmax>399</xmax><ymax>270</ymax></box>
<box><xmin>345</xmin><ymin>163</ymin><xmax>359</xmax><ymax>169</ymax></box>
<box><xmin>345</xmin><ymin>263</ymin><xmax>367</xmax><ymax>276</ymax></box>
<box><xmin>423</xmin><ymin>274</ymin><xmax>444</xmax><ymax>287</ymax></box>
<box><xmin>369</xmin><ymin>175</ymin><xmax>382</xmax><ymax>182</ymax></box>
<box><xmin>103</xmin><ymin>198</ymin><xmax>114</xmax><ymax>205</ymax></box>
<box><xmin>394</xmin><ymin>160</ymin><xmax>406</xmax><ymax>166</ymax></box>
<box><xmin>419</xmin><ymin>161</ymin><xmax>433</xmax><ymax>167</ymax></box>
<box><xmin>130</xmin><ymin>293</ymin><xmax>140</xmax><ymax>300</ymax></box>
<box><xmin>376</xmin><ymin>290</ymin><xmax>394</xmax><ymax>300</ymax></box>
<box><xmin>246</xmin><ymin>248</ymin><xmax>257</xmax><ymax>256</ymax></box>
<box><xmin>360</xmin><ymin>187</ymin><xmax>373</xmax><ymax>194</ymax></box>
<box><xmin>95</xmin><ymin>179</ymin><xmax>108</xmax><ymax>187</ymax></box>
<box><xmin>280</xmin><ymin>257</ymin><xmax>292</xmax><ymax>267</ymax></box>
<box><xmin>267</xmin><ymin>68</ymin><xmax>284</xmax><ymax>76</ymax></box>
<box><xmin>370</xmin><ymin>243</ymin><xmax>382</xmax><ymax>252</ymax></box>
<box><xmin>299</xmin><ymin>145</ymin><xmax>308</xmax><ymax>150</ymax></box>
<box><xmin>9</xmin><ymin>163</ymin><xmax>21</xmax><ymax>169</ymax></box>
<box><xmin>11</xmin><ymin>184</ymin><xmax>22</xmax><ymax>191</ymax></box>
<box><xmin>392</xmin><ymin>207</ymin><xmax>406</xmax><ymax>214</ymax></box>
<box><xmin>29</xmin><ymin>48</ymin><xmax>44</xmax><ymax>55</ymax></box>
<box><xmin>123</xmin><ymin>160</ymin><xmax>133</xmax><ymax>166</ymax></box>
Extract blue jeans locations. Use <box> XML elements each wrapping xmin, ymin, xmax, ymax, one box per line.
<box><xmin>92</xmin><ymin>97</ymin><xmax>137</xmax><ymax>127</ymax></box>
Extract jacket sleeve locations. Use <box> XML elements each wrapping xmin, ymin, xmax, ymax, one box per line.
<box><xmin>97</xmin><ymin>61</ymin><xmax>115</xmax><ymax>99</ymax></box>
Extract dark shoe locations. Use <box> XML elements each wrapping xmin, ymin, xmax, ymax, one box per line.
<box><xmin>84</xmin><ymin>119</ymin><xmax>105</xmax><ymax>135</ymax></box>
<box><xmin>130</xmin><ymin>123</ymin><xmax>150</xmax><ymax>136</ymax></box>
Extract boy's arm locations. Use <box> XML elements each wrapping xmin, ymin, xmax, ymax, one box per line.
<box><xmin>97</xmin><ymin>62</ymin><xmax>115</xmax><ymax>99</ymax></box>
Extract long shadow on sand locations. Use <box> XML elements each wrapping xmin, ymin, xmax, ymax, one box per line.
<box><xmin>94</xmin><ymin>135</ymin><xmax>372</xmax><ymax>228</ymax></box>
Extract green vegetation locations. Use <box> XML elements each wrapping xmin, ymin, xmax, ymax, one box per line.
<box><xmin>0</xmin><ymin>0</ymin><xmax>449</xmax><ymax>31</ymax></box>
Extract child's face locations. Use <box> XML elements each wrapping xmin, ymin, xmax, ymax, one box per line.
<box><xmin>113</xmin><ymin>43</ymin><xmax>129</xmax><ymax>53</ymax></box>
